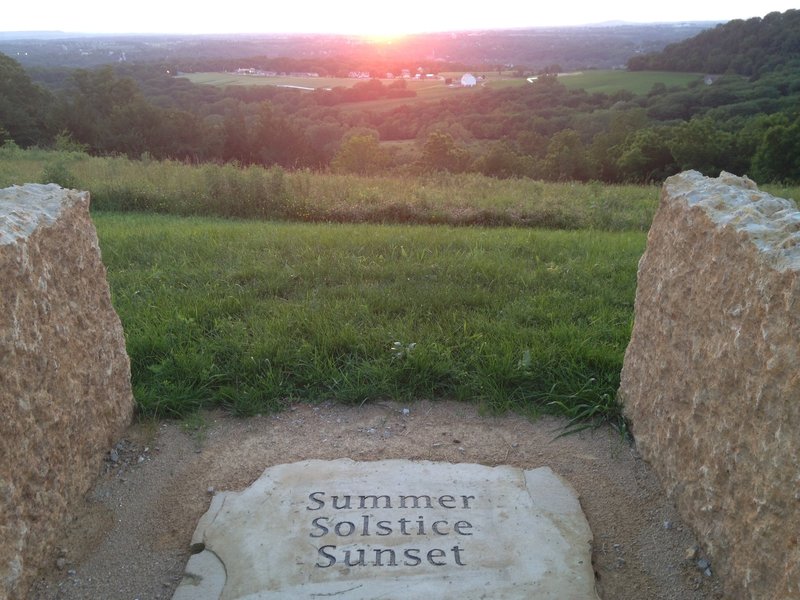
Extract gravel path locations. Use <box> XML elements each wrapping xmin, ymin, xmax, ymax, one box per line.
<box><xmin>31</xmin><ymin>400</ymin><xmax>723</xmax><ymax>600</ymax></box>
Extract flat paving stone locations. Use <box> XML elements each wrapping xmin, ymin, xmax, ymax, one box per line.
<box><xmin>173</xmin><ymin>459</ymin><xmax>598</xmax><ymax>599</ymax></box>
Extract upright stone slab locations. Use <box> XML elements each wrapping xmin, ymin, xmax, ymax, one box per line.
<box><xmin>0</xmin><ymin>184</ymin><xmax>134</xmax><ymax>600</ymax></box>
<box><xmin>174</xmin><ymin>459</ymin><xmax>598</xmax><ymax>599</ymax></box>
<box><xmin>620</xmin><ymin>171</ymin><xmax>800</xmax><ymax>599</ymax></box>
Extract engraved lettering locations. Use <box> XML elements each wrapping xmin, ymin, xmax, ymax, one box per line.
<box><xmin>427</xmin><ymin>548</ymin><xmax>446</xmax><ymax>566</ymax></box>
<box><xmin>331</xmin><ymin>495</ymin><xmax>351</xmax><ymax>510</ymax></box>
<box><xmin>307</xmin><ymin>491</ymin><xmax>325</xmax><ymax>510</ymax></box>
<box><xmin>399</xmin><ymin>495</ymin><xmax>432</xmax><ymax>509</ymax></box>
<box><xmin>344</xmin><ymin>548</ymin><xmax>366</xmax><ymax>566</ymax></box>
<box><xmin>359</xmin><ymin>495</ymin><xmax>392</xmax><ymax>509</ymax></box>
<box><xmin>431</xmin><ymin>520</ymin><xmax>448</xmax><ymax>535</ymax></box>
<box><xmin>376</xmin><ymin>520</ymin><xmax>392</xmax><ymax>536</ymax></box>
<box><xmin>316</xmin><ymin>545</ymin><xmax>336</xmax><ymax>568</ymax></box>
<box><xmin>374</xmin><ymin>548</ymin><xmax>397</xmax><ymax>566</ymax></box>
<box><xmin>361</xmin><ymin>515</ymin><xmax>370</xmax><ymax>536</ymax></box>
<box><xmin>310</xmin><ymin>517</ymin><xmax>329</xmax><ymax>538</ymax></box>
<box><xmin>403</xmin><ymin>548</ymin><xmax>422</xmax><ymax>566</ymax></box>
<box><xmin>438</xmin><ymin>495</ymin><xmax>456</xmax><ymax>508</ymax></box>
<box><xmin>398</xmin><ymin>517</ymin><xmax>411</xmax><ymax>535</ymax></box>
<box><xmin>416</xmin><ymin>515</ymin><xmax>426</xmax><ymax>535</ymax></box>
<box><xmin>334</xmin><ymin>520</ymin><xmax>355</xmax><ymax>536</ymax></box>
<box><xmin>454</xmin><ymin>521</ymin><xmax>473</xmax><ymax>535</ymax></box>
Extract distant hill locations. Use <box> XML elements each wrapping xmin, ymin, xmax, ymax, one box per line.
<box><xmin>0</xmin><ymin>25</ymin><xmax>711</xmax><ymax>71</ymax></box>
<box><xmin>627</xmin><ymin>9</ymin><xmax>800</xmax><ymax>76</ymax></box>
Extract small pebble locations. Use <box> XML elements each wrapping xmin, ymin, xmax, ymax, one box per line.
<box><xmin>67</xmin><ymin>569</ymin><xmax>77</xmax><ymax>576</ymax></box>
<box><xmin>55</xmin><ymin>557</ymin><xmax>67</xmax><ymax>570</ymax></box>
<box><xmin>109</xmin><ymin>449</ymin><xmax>119</xmax><ymax>463</ymax></box>
<box><xmin>704</xmin><ymin>567</ymin><xmax>713</xmax><ymax>577</ymax></box>
<box><xmin>697</xmin><ymin>558</ymin><xmax>711</xmax><ymax>570</ymax></box>
<box><xmin>207</xmin><ymin>486</ymin><xmax>215</xmax><ymax>495</ymax></box>
<box><xmin>401</xmin><ymin>408</ymin><xmax>410</xmax><ymax>416</ymax></box>
<box><xmin>663</xmin><ymin>520</ymin><xmax>673</xmax><ymax>530</ymax></box>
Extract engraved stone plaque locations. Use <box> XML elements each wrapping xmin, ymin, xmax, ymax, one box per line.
<box><xmin>173</xmin><ymin>459</ymin><xmax>598</xmax><ymax>599</ymax></box>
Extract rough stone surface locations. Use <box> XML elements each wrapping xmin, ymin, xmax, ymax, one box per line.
<box><xmin>173</xmin><ymin>459</ymin><xmax>599</xmax><ymax>599</ymax></box>
<box><xmin>0</xmin><ymin>184</ymin><xmax>134</xmax><ymax>600</ymax></box>
<box><xmin>620</xmin><ymin>171</ymin><xmax>800</xmax><ymax>600</ymax></box>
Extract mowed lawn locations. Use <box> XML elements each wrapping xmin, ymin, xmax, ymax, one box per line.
<box><xmin>96</xmin><ymin>213</ymin><xmax>645</xmax><ymax>421</ymax></box>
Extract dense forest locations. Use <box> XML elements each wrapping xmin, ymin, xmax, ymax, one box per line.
<box><xmin>1</xmin><ymin>11</ymin><xmax>799</xmax><ymax>183</ymax></box>
<box><xmin>628</xmin><ymin>9</ymin><xmax>800</xmax><ymax>76</ymax></box>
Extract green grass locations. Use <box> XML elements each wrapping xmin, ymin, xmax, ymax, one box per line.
<box><xmin>96</xmin><ymin>212</ymin><xmax>643</xmax><ymax>425</ymax></box>
<box><xmin>559</xmin><ymin>70</ymin><xmax>703</xmax><ymax>94</ymax></box>
<box><xmin>7</xmin><ymin>148</ymin><xmax>797</xmax><ymax>429</ymax></box>
<box><xmin>0</xmin><ymin>149</ymin><xmax>661</xmax><ymax>231</ymax></box>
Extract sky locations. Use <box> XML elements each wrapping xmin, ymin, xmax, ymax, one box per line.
<box><xmin>2</xmin><ymin>0</ymin><xmax>798</xmax><ymax>36</ymax></box>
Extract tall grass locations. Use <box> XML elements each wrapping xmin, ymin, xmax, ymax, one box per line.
<box><xmin>96</xmin><ymin>212</ymin><xmax>644</xmax><ymax>423</ymax></box>
<box><xmin>0</xmin><ymin>148</ymin><xmax>663</xmax><ymax>231</ymax></box>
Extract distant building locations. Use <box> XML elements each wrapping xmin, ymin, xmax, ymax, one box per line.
<box><xmin>461</xmin><ymin>73</ymin><xmax>477</xmax><ymax>87</ymax></box>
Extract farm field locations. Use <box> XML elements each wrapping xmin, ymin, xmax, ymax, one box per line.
<box><xmin>181</xmin><ymin>71</ymin><xmax>475</xmax><ymax>109</ymax></box>
<box><xmin>556</xmin><ymin>69</ymin><xmax>704</xmax><ymax>94</ymax></box>
<box><xmin>182</xmin><ymin>73</ymin><xmax>374</xmax><ymax>89</ymax></box>
<box><xmin>181</xmin><ymin>69</ymin><xmax>705</xmax><ymax>100</ymax></box>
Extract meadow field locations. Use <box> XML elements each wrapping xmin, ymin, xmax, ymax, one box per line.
<box><xmin>4</xmin><ymin>148</ymin><xmax>797</xmax><ymax>428</ymax></box>
<box><xmin>0</xmin><ymin>149</ymin><xmax>663</xmax><ymax>230</ymax></box>
<box><xmin>556</xmin><ymin>70</ymin><xmax>703</xmax><ymax>94</ymax></box>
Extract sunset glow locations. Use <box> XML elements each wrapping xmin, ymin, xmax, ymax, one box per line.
<box><xmin>1</xmin><ymin>0</ymin><xmax>798</xmax><ymax>35</ymax></box>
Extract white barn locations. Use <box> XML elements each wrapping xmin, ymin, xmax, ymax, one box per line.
<box><xmin>461</xmin><ymin>73</ymin><xmax>477</xmax><ymax>87</ymax></box>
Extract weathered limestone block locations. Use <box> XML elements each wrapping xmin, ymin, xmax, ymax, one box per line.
<box><xmin>0</xmin><ymin>184</ymin><xmax>134</xmax><ymax>600</ymax></box>
<box><xmin>620</xmin><ymin>171</ymin><xmax>800</xmax><ymax>599</ymax></box>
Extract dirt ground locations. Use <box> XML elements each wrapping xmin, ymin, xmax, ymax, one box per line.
<box><xmin>30</xmin><ymin>400</ymin><xmax>723</xmax><ymax>600</ymax></box>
